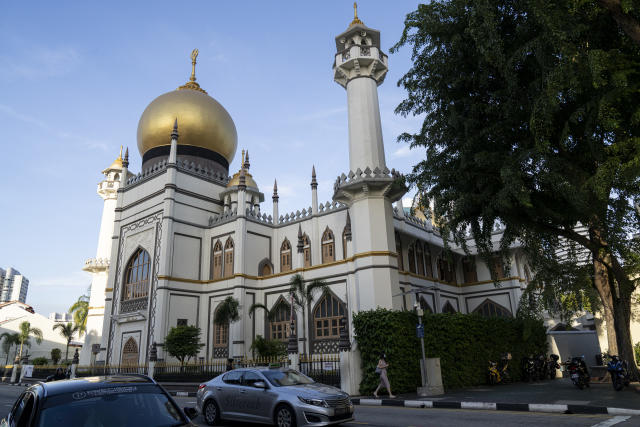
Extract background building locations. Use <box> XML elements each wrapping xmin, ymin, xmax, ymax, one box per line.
<box><xmin>48</xmin><ymin>312</ymin><xmax>73</xmax><ymax>323</ymax></box>
<box><xmin>0</xmin><ymin>268</ymin><xmax>29</xmax><ymax>304</ymax></box>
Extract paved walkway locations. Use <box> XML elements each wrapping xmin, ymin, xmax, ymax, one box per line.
<box><xmin>354</xmin><ymin>379</ymin><xmax>640</xmax><ymax>414</ymax></box>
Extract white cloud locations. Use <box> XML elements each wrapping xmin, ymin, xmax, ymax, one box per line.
<box><xmin>0</xmin><ymin>104</ymin><xmax>49</xmax><ymax>130</ymax></box>
<box><xmin>0</xmin><ymin>46</ymin><xmax>80</xmax><ymax>79</ymax></box>
<box><xmin>392</xmin><ymin>145</ymin><xmax>412</xmax><ymax>158</ymax></box>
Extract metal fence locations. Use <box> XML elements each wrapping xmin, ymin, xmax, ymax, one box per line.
<box><xmin>154</xmin><ymin>361</ymin><xmax>225</xmax><ymax>383</ymax></box>
<box><xmin>75</xmin><ymin>364</ymin><xmax>148</xmax><ymax>377</ymax></box>
<box><xmin>299</xmin><ymin>354</ymin><xmax>340</xmax><ymax>388</ymax></box>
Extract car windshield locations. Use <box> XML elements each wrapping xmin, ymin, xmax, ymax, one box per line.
<box><xmin>262</xmin><ymin>369</ymin><xmax>315</xmax><ymax>387</ymax></box>
<box><xmin>36</xmin><ymin>384</ymin><xmax>186</xmax><ymax>427</ymax></box>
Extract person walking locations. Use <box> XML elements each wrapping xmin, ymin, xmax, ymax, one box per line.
<box><xmin>226</xmin><ymin>358</ymin><xmax>234</xmax><ymax>372</ymax></box>
<box><xmin>373</xmin><ymin>352</ymin><xmax>396</xmax><ymax>398</ymax></box>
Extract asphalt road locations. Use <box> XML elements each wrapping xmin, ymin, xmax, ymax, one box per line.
<box><xmin>171</xmin><ymin>396</ymin><xmax>640</xmax><ymax>427</ymax></box>
<box><xmin>0</xmin><ymin>384</ymin><xmax>637</xmax><ymax>426</ymax></box>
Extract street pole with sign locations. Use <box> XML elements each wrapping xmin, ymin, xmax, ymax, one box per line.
<box><xmin>416</xmin><ymin>307</ymin><xmax>427</xmax><ymax>387</ymax></box>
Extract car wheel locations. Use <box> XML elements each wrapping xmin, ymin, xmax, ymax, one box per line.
<box><xmin>203</xmin><ymin>399</ymin><xmax>219</xmax><ymax>426</ymax></box>
<box><xmin>275</xmin><ymin>404</ymin><xmax>296</xmax><ymax>427</ymax></box>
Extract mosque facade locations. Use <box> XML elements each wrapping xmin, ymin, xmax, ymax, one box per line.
<box><xmin>80</xmin><ymin>10</ymin><xmax>530</xmax><ymax>367</ymax></box>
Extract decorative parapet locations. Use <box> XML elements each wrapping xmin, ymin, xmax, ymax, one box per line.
<box><xmin>83</xmin><ymin>258</ymin><xmax>110</xmax><ymax>273</ymax></box>
<box><xmin>245</xmin><ymin>207</ymin><xmax>273</xmax><ymax>224</ymax></box>
<box><xmin>208</xmin><ymin>208</ymin><xmax>237</xmax><ymax>227</ymax></box>
<box><xmin>278</xmin><ymin>201</ymin><xmax>347</xmax><ymax>225</ymax></box>
<box><xmin>126</xmin><ymin>160</ymin><xmax>168</xmax><ymax>185</ymax></box>
<box><xmin>120</xmin><ymin>297</ymin><xmax>148</xmax><ymax>313</ymax></box>
<box><xmin>176</xmin><ymin>158</ymin><xmax>229</xmax><ymax>185</ymax></box>
<box><xmin>333</xmin><ymin>166</ymin><xmax>406</xmax><ymax>203</ymax></box>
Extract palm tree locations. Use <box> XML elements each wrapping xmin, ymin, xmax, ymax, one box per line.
<box><xmin>69</xmin><ymin>293</ymin><xmax>90</xmax><ymax>336</ymax></box>
<box><xmin>0</xmin><ymin>332</ymin><xmax>19</xmax><ymax>365</ymax></box>
<box><xmin>288</xmin><ymin>274</ymin><xmax>330</xmax><ymax>352</ymax></box>
<box><xmin>53</xmin><ymin>322</ymin><xmax>79</xmax><ymax>362</ymax></box>
<box><xmin>214</xmin><ymin>296</ymin><xmax>240</xmax><ymax>356</ymax></box>
<box><xmin>248</xmin><ymin>303</ymin><xmax>276</xmax><ymax>321</ymax></box>
<box><xmin>17</xmin><ymin>321</ymin><xmax>43</xmax><ymax>362</ymax></box>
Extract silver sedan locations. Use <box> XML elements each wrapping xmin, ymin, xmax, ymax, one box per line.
<box><xmin>196</xmin><ymin>367</ymin><xmax>354</xmax><ymax>427</ymax></box>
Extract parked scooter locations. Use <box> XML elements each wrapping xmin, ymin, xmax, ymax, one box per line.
<box><xmin>534</xmin><ymin>354</ymin><xmax>547</xmax><ymax>380</ymax></box>
<box><xmin>546</xmin><ymin>354</ymin><xmax>560</xmax><ymax>379</ymax></box>
<box><xmin>606</xmin><ymin>355</ymin><xmax>630</xmax><ymax>391</ymax></box>
<box><xmin>565</xmin><ymin>356</ymin><xmax>590</xmax><ymax>389</ymax></box>
<box><xmin>522</xmin><ymin>355</ymin><xmax>537</xmax><ymax>381</ymax></box>
<box><xmin>488</xmin><ymin>353</ymin><xmax>512</xmax><ymax>384</ymax></box>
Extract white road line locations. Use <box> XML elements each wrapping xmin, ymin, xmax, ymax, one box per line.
<box><xmin>590</xmin><ymin>416</ymin><xmax>631</xmax><ymax>427</ymax></box>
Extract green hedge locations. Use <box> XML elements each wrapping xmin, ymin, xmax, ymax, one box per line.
<box><xmin>352</xmin><ymin>309</ymin><xmax>547</xmax><ymax>394</ymax></box>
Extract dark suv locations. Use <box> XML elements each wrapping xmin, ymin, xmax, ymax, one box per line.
<box><xmin>0</xmin><ymin>374</ymin><xmax>197</xmax><ymax>427</ymax></box>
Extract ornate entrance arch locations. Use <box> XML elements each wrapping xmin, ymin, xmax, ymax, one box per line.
<box><xmin>121</xmin><ymin>337</ymin><xmax>139</xmax><ymax>365</ymax></box>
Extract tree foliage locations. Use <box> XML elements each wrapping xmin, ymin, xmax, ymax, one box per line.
<box><xmin>0</xmin><ymin>332</ymin><xmax>20</xmax><ymax>365</ymax></box>
<box><xmin>53</xmin><ymin>322</ymin><xmax>78</xmax><ymax>362</ymax></box>
<box><xmin>69</xmin><ymin>292</ymin><xmax>90</xmax><ymax>336</ymax></box>
<box><xmin>164</xmin><ymin>325</ymin><xmax>205</xmax><ymax>365</ymax></box>
<box><xmin>50</xmin><ymin>348</ymin><xmax>62</xmax><ymax>365</ymax></box>
<box><xmin>250</xmin><ymin>335</ymin><xmax>286</xmax><ymax>358</ymax></box>
<box><xmin>214</xmin><ymin>296</ymin><xmax>240</xmax><ymax>326</ymax></box>
<box><xmin>393</xmin><ymin>0</ymin><xmax>640</xmax><ymax>375</ymax></box>
<box><xmin>18</xmin><ymin>321</ymin><xmax>42</xmax><ymax>362</ymax></box>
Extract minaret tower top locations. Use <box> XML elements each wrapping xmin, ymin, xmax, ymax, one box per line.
<box><xmin>333</xmin><ymin>2</ymin><xmax>388</xmax><ymax>88</ymax></box>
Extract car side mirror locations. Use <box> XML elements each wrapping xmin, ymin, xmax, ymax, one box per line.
<box><xmin>253</xmin><ymin>381</ymin><xmax>267</xmax><ymax>389</ymax></box>
<box><xmin>183</xmin><ymin>407</ymin><xmax>198</xmax><ymax>420</ymax></box>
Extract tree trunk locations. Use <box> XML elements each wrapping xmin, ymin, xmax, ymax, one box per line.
<box><xmin>598</xmin><ymin>0</ymin><xmax>640</xmax><ymax>46</ymax></box>
<box><xmin>65</xmin><ymin>343</ymin><xmax>69</xmax><ymax>363</ymax></box>
<box><xmin>611</xmin><ymin>294</ymin><xmax>639</xmax><ymax>379</ymax></box>
<box><xmin>593</xmin><ymin>258</ymin><xmax>617</xmax><ymax>354</ymax></box>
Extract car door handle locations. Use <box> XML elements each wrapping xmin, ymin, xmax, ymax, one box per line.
<box><xmin>239</xmin><ymin>390</ymin><xmax>246</xmax><ymax>394</ymax></box>
<box><xmin>216</xmin><ymin>387</ymin><xmax>222</xmax><ymax>391</ymax></box>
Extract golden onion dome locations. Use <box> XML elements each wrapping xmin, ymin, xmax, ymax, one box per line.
<box><xmin>227</xmin><ymin>150</ymin><xmax>258</xmax><ymax>188</ymax></box>
<box><xmin>136</xmin><ymin>49</ymin><xmax>237</xmax><ymax>164</ymax></box>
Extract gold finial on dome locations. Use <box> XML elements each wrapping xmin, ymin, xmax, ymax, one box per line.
<box><xmin>178</xmin><ymin>48</ymin><xmax>208</xmax><ymax>94</ymax></box>
<box><xmin>350</xmin><ymin>2</ymin><xmax>364</xmax><ymax>27</ymax></box>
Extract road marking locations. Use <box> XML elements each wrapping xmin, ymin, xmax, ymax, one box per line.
<box><xmin>590</xmin><ymin>416</ymin><xmax>630</xmax><ymax>427</ymax></box>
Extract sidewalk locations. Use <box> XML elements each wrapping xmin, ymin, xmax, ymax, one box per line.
<box><xmin>353</xmin><ymin>378</ymin><xmax>640</xmax><ymax>415</ymax></box>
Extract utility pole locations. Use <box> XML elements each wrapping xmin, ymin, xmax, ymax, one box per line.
<box><xmin>416</xmin><ymin>307</ymin><xmax>427</xmax><ymax>387</ymax></box>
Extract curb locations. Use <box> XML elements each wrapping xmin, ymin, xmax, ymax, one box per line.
<box><xmin>169</xmin><ymin>391</ymin><xmax>197</xmax><ymax>397</ymax></box>
<box><xmin>351</xmin><ymin>398</ymin><xmax>640</xmax><ymax>416</ymax></box>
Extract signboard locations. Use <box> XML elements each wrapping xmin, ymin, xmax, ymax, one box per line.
<box><xmin>416</xmin><ymin>324</ymin><xmax>424</xmax><ymax>338</ymax></box>
<box><xmin>22</xmin><ymin>365</ymin><xmax>34</xmax><ymax>378</ymax></box>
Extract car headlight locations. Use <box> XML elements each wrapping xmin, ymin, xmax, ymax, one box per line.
<box><xmin>298</xmin><ymin>396</ymin><xmax>328</xmax><ymax>407</ymax></box>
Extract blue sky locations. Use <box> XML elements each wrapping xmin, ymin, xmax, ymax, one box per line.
<box><xmin>0</xmin><ymin>1</ymin><xmax>423</xmax><ymax>316</ymax></box>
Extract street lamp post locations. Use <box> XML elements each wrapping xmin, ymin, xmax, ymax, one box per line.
<box><xmin>416</xmin><ymin>307</ymin><xmax>427</xmax><ymax>388</ymax></box>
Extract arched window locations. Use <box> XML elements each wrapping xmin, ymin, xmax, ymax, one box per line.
<box><xmin>213</xmin><ymin>305</ymin><xmax>229</xmax><ymax>349</ymax></box>
<box><xmin>438</xmin><ymin>257</ymin><xmax>456</xmax><ymax>284</ymax></box>
<box><xmin>269</xmin><ymin>298</ymin><xmax>294</xmax><ymax>342</ymax></box>
<box><xmin>395</xmin><ymin>234</ymin><xmax>403</xmax><ymax>271</ymax></box>
<box><xmin>442</xmin><ymin>301</ymin><xmax>457</xmax><ymax>314</ymax></box>
<box><xmin>419</xmin><ymin>297</ymin><xmax>433</xmax><ymax>314</ymax></box>
<box><xmin>424</xmin><ymin>245</ymin><xmax>433</xmax><ymax>277</ymax></box>
<box><xmin>416</xmin><ymin>242</ymin><xmax>425</xmax><ymax>276</ymax></box>
<box><xmin>490</xmin><ymin>255</ymin><xmax>506</xmax><ymax>279</ymax></box>
<box><xmin>472</xmin><ymin>299</ymin><xmax>512</xmax><ymax>318</ymax></box>
<box><xmin>321</xmin><ymin>227</ymin><xmax>335</xmax><ymax>263</ymax></box>
<box><xmin>258</xmin><ymin>258</ymin><xmax>273</xmax><ymax>277</ymax></box>
<box><xmin>212</xmin><ymin>240</ymin><xmax>223</xmax><ymax>279</ymax></box>
<box><xmin>123</xmin><ymin>248</ymin><xmax>151</xmax><ymax>301</ymax></box>
<box><xmin>313</xmin><ymin>293</ymin><xmax>346</xmax><ymax>341</ymax></box>
<box><xmin>462</xmin><ymin>256</ymin><xmax>477</xmax><ymax>283</ymax></box>
<box><xmin>408</xmin><ymin>244</ymin><xmax>416</xmax><ymax>273</ymax></box>
<box><xmin>121</xmin><ymin>337</ymin><xmax>139</xmax><ymax>366</ymax></box>
<box><xmin>224</xmin><ymin>238</ymin><xmax>234</xmax><ymax>277</ymax></box>
<box><xmin>342</xmin><ymin>228</ymin><xmax>348</xmax><ymax>260</ymax></box>
<box><xmin>302</xmin><ymin>234</ymin><xmax>312</xmax><ymax>268</ymax></box>
<box><xmin>280</xmin><ymin>239</ymin><xmax>292</xmax><ymax>272</ymax></box>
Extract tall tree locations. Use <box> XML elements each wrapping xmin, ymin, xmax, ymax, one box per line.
<box><xmin>17</xmin><ymin>321</ymin><xmax>42</xmax><ymax>362</ymax></box>
<box><xmin>0</xmin><ymin>332</ymin><xmax>19</xmax><ymax>365</ymax></box>
<box><xmin>53</xmin><ymin>322</ymin><xmax>79</xmax><ymax>362</ymax></box>
<box><xmin>164</xmin><ymin>325</ymin><xmax>205</xmax><ymax>366</ymax></box>
<box><xmin>393</xmin><ymin>1</ymin><xmax>640</xmax><ymax>376</ymax></box>
<box><xmin>69</xmin><ymin>292</ymin><xmax>90</xmax><ymax>336</ymax></box>
<box><xmin>288</xmin><ymin>274</ymin><xmax>330</xmax><ymax>352</ymax></box>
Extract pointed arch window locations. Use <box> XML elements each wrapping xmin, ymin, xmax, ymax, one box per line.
<box><xmin>342</xmin><ymin>228</ymin><xmax>348</xmax><ymax>260</ymax></box>
<box><xmin>462</xmin><ymin>256</ymin><xmax>478</xmax><ymax>283</ymax></box>
<box><xmin>416</xmin><ymin>242</ymin><xmax>425</xmax><ymax>276</ymax></box>
<box><xmin>280</xmin><ymin>239</ymin><xmax>292</xmax><ymax>272</ymax></box>
<box><xmin>121</xmin><ymin>337</ymin><xmax>139</xmax><ymax>366</ymax></box>
<box><xmin>438</xmin><ymin>257</ymin><xmax>456</xmax><ymax>284</ymax></box>
<box><xmin>258</xmin><ymin>258</ymin><xmax>273</xmax><ymax>277</ymax></box>
<box><xmin>395</xmin><ymin>234</ymin><xmax>403</xmax><ymax>271</ymax></box>
<box><xmin>313</xmin><ymin>292</ymin><xmax>346</xmax><ymax>340</ymax></box>
<box><xmin>408</xmin><ymin>244</ymin><xmax>416</xmax><ymax>274</ymax></box>
<box><xmin>302</xmin><ymin>234</ymin><xmax>312</xmax><ymax>268</ymax></box>
<box><xmin>269</xmin><ymin>298</ymin><xmax>294</xmax><ymax>342</ymax></box>
<box><xmin>490</xmin><ymin>255</ymin><xmax>506</xmax><ymax>279</ymax></box>
<box><xmin>321</xmin><ymin>227</ymin><xmax>335</xmax><ymax>263</ymax></box>
<box><xmin>442</xmin><ymin>301</ymin><xmax>457</xmax><ymax>314</ymax></box>
<box><xmin>419</xmin><ymin>297</ymin><xmax>433</xmax><ymax>314</ymax></box>
<box><xmin>213</xmin><ymin>304</ymin><xmax>229</xmax><ymax>348</ymax></box>
<box><xmin>224</xmin><ymin>238</ymin><xmax>234</xmax><ymax>277</ymax></box>
<box><xmin>212</xmin><ymin>240</ymin><xmax>223</xmax><ymax>279</ymax></box>
<box><xmin>123</xmin><ymin>248</ymin><xmax>151</xmax><ymax>301</ymax></box>
<box><xmin>473</xmin><ymin>299</ymin><xmax>512</xmax><ymax>318</ymax></box>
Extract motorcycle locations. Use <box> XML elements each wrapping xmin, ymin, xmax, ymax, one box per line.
<box><xmin>488</xmin><ymin>353</ymin><xmax>511</xmax><ymax>385</ymax></box>
<box><xmin>606</xmin><ymin>355</ymin><xmax>630</xmax><ymax>391</ymax></box>
<box><xmin>534</xmin><ymin>354</ymin><xmax>547</xmax><ymax>380</ymax></box>
<box><xmin>546</xmin><ymin>354</ymin><xmax>560</xmax><ymax>379</ymax></box>
<box><xmin>565</xmin><ymin>356</ymin><xmax>590</xmax><ymax>389</ymax></box>
<box><xmin>522</xmin><ymin>355</ymin><xmax>537</xmax><ymax>381</ymax></box>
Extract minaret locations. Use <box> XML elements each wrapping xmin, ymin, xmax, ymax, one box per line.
<box><xmin>272</xmin><ymin>180</ymin><xmax>279</xmax><ymax>225</ymax></box>
<box><xmin>311</xmin><ymin>166</ymin><xmax>318</xmax><ymax>215</ymax></box>
<box><xmin>80</xmin><ymin>148</ymin><xmax>127</xmax><ymax>364</ymax></box>
<box><xmin>332</xmin><ymin>4</ymin><xmax>406</xmax><ymax>310</ymax></box>
<box><xmin>333</xmin><ymin>2</ymin><xmax>388</xmax><ymax>172</ymax></box>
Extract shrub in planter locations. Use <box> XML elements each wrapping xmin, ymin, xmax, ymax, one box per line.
<box><xmin>31</xmin><ymin>357</ymin><xmax>48</xmax><ymax>366</ymax></box>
